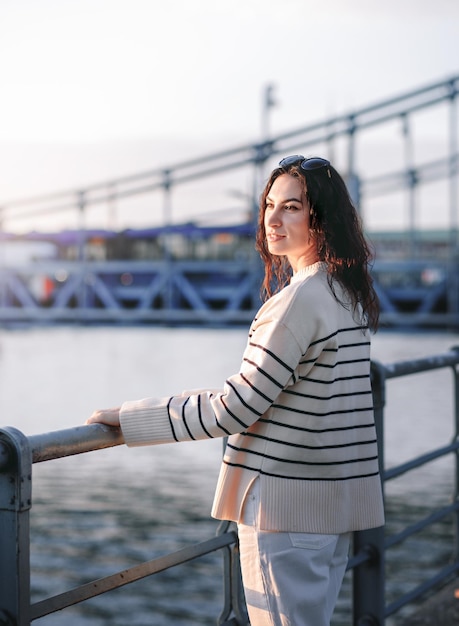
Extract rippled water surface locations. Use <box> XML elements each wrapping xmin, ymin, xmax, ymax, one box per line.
<box><xmin>1</xmin><ymin>326</ymin><xmax>459</xmax><ymax>624</ymax></box>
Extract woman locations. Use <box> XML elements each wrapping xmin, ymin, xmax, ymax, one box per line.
<box><xmin>86</xmin><ymin>155</ymin><xmax>385</xmax><ymax>626</ymax></box>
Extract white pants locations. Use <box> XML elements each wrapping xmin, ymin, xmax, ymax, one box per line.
<box><xmin>237</xmin><ymin>480</ymin><xmax>350</xmax><ymax>626</ymax></box>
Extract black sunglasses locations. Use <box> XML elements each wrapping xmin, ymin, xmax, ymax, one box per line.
<box><xmin>279</xmin><ymin>155</ymin><xmax>330</xmax><ymax>172</ymax></box>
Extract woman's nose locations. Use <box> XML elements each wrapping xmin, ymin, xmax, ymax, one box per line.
<box><xmin>266</xmin><ymin>207</ymin><xmax>281</xmax><ymax>227</ymax></box>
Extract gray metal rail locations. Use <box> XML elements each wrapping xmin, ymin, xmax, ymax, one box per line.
<box><xmin>1</xmin><ymin>348</ymin><xmax>459</xmax><ymax>624</ymax></box>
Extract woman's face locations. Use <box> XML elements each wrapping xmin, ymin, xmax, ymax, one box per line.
<box><xmin>264</xmin><ymin>174</ymin><xmax>319</xmax><ymax>272</ymax></box>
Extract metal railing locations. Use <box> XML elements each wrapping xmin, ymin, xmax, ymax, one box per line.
<box><xmin>1</xmin><ymin>74</ymin><xmax>457</xmax><ymax>233</ymax></box>
<box><xmin>1</xmin><ymin>348</ymin><xmax>459</xmax><ymax>625</ymax></box>
<box><xmin>368</xmin><ymin>348</ymin><xmax>459</xmax><ymax>622</ymax></box>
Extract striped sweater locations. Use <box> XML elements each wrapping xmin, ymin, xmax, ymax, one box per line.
<box><xmin>120</xmin><ymin>262</ymin><xmax>385</xmax><ymax>533</ymax></box>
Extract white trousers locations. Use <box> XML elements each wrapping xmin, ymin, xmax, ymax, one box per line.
<box><xmin>237</xmin><ymin>480</ymin><xmax>350</xmax><ymax>626</ymax></box>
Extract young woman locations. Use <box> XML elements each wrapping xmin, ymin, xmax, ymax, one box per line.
<box><xmin>86</xmin><ymin>155</ymin><xmax>384</xmax><ymax>626</ymax></box>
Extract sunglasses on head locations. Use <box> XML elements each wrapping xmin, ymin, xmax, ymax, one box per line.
<box><xmin>279</xmin><ymin>155</ymin><xmax>330</xmax><ymax>173</ymax></box>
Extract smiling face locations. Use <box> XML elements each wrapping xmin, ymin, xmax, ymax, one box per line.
<box><xmin>264</xmin><ymin>174</ymin><xmax>319</xmax><ymax>272</ymax></box>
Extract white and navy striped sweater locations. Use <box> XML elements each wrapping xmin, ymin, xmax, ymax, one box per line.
<box><xmin>120</xmin><ymin>262</ymin><xmax>385</xmax><ymax>534</ymax></box>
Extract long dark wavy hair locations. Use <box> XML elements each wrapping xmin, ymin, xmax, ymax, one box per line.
<box><xmin>255</xmin><ymin>160</ymin><xmax>379</xmax><ymax>331</ymax></box>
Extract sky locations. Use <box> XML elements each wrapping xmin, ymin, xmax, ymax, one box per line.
<box><xmin>0</xmin><ymin>0</ymin><xmax>458</xmax><ymax>232</ymax></box>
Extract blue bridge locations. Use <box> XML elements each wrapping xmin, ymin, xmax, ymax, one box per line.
<box><xmin>0</xmin><ymin>74</ymin><xmax>458</xmax><ymax>327</ymax></box>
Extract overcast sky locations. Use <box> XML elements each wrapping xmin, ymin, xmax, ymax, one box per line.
<box><xmin>0</xmin><ymin>0</ymin><xmax>457</xmax><ymax>230</ymax></box>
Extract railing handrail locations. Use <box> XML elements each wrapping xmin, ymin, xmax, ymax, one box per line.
<box><xmin>374</xmin><ymin>346</ymin><xmax>459</xmax><ymax>380</ymax></box>
<box><xmin>0</xmin><ymin>424</ymin><xmax>122</xmax><ymax>470</ymax></box>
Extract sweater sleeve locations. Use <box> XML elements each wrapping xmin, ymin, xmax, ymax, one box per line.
<box><xmin>119</xmin><ymin>314</ymin><xmax>306</xmax><ymax>447</ymax></box>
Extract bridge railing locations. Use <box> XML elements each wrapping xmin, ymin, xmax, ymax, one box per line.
<box><xmin>1</xmin><ymin>348</ymin><xmax>459</xmax><ymax>625</ymax></box>
<box><xmin>0</xmin><ymin>74</ymin><xmax>457</xmax><ymax>241</ymax></box>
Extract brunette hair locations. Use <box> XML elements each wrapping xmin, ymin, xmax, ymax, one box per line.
<box><xmin>255</xmin><ymin>160</ymin><xmax>379</xmax><ymax>331</ymax></box>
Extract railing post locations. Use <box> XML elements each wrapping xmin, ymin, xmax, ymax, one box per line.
<box><xmin>451</xmin><ymin>347</ymin><xmax>459</xmax><ymax>561</ymax></box>
<box><xmin>217</xmin><ymin>438</ymin><xmax>249</xmax><ymax>626</ymax></box>
<box><xmin>216</xmin><ymin>520</ymin><xmax>249</xmax><ymax>626</ymax></box>
<box><xmin>0</xmin><ymin>427</ymin><xmax>32</xmax><ymax>626</ymax></box>
<box><xmin>352</xmin><ymin>526</ymin><xmax>386</xmax><ymax>626</ymax></box>
<box><xmin>352</xmin><ymin>362</ymin><xmax>387</xmax><ymax>625</ymax></box>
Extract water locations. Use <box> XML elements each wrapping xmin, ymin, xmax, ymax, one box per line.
<box><xmin>1</xmin><ymin>326</ymin><xmax>459</xmax><ymax>624</ymax></box>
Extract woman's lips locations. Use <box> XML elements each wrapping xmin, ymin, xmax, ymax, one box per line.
<box><xmin>267</xmin><ymin>233</ymin><xmax>285</xmax><ymax>242</ymax></box>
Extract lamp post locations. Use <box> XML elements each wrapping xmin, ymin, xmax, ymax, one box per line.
<box><xmin>261</xmin><ymin>84</ymin><xmax>276</xmax><ymax>141</ymax></box>
<box><xmin>254</xmin><ymin>84</ymin><xmax>277</xmax><ymax>218</ymax></box>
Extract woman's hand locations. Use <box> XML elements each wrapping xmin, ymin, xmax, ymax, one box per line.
<box><xmin>85</xmin><ymin>407</ymin><xmax>121</xmax><ymax>427</ymax></box>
